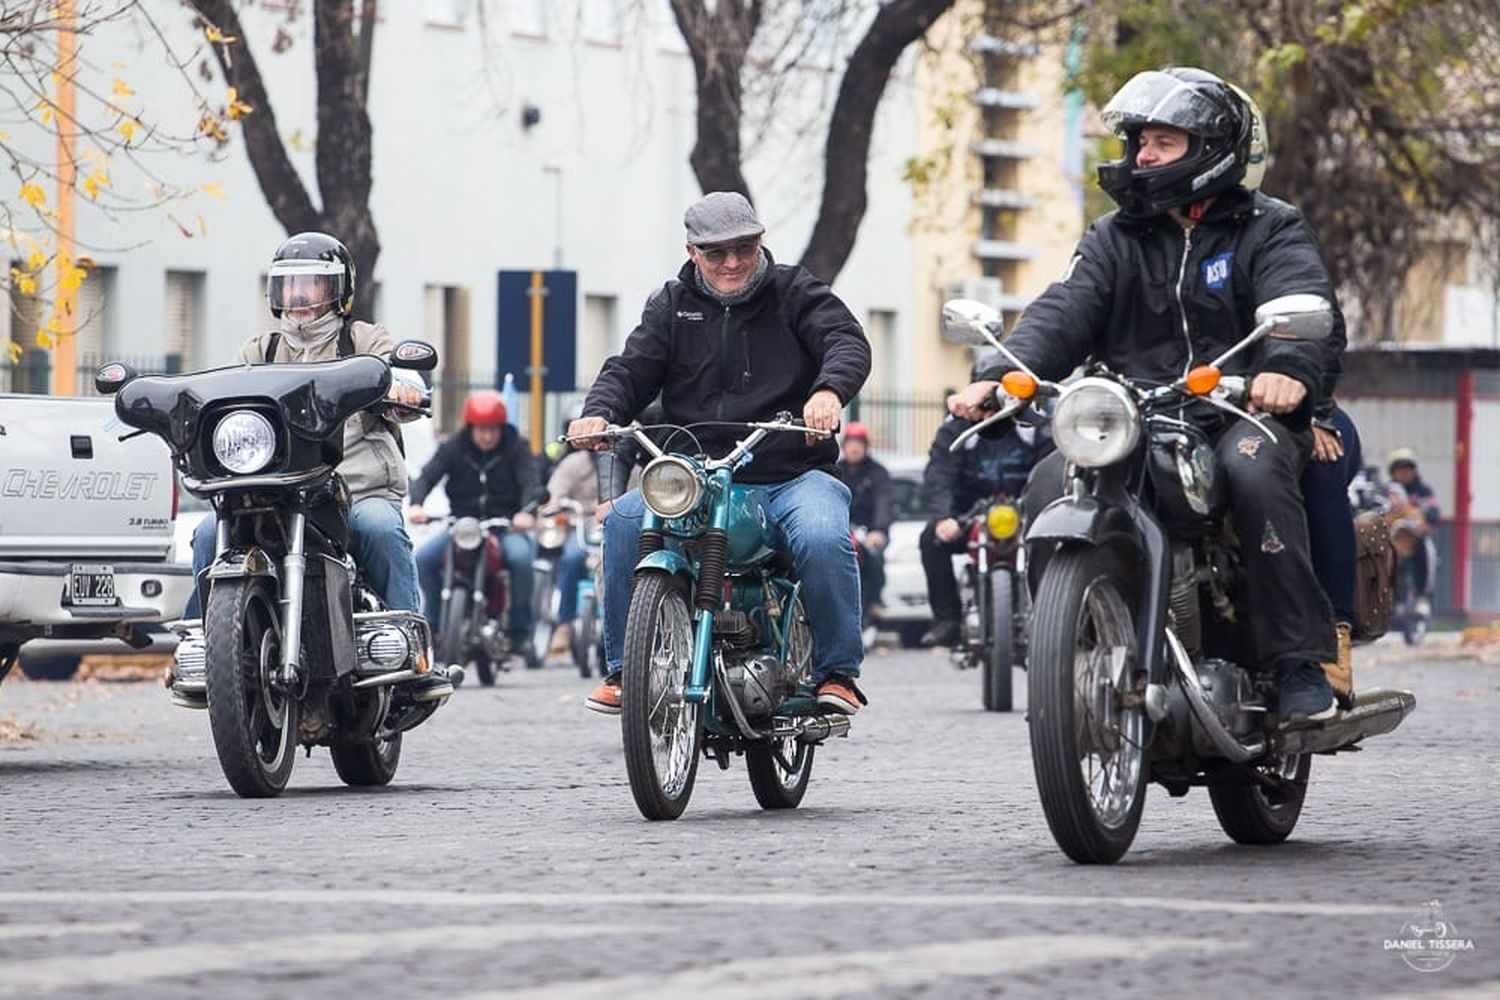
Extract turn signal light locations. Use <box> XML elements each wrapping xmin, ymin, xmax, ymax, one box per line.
<box><xmin>1183</xmin><ymin>365</ymin><xmax>1222</xmax><ymax>395</ymax></box>
<box><xmin>986</xmin><ymin>504</ymin><xmax>1021</xmax><ymax>540</ymax></box>
<box><xmin>1000</xmin><ymin>371</ymin><xmax>1038</xmax><ymax>401</ymax></box>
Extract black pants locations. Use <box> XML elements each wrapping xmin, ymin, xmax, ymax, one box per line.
<box><xmin>857</xmin><ymin>542</ymin><xmax>886</xmax><ymax>615</ymax></box>
<box><xmin>920</xmin><ymin>522</ymin><xmax>969</xmax><ymax>623</ymax></box>
<box><xmin>1021</xmin><ymin>416</ymin><xmax>1336</xmax><ymax>669</ymax></box>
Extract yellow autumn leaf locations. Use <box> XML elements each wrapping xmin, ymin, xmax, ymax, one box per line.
<box><xmin>204</xmin><ymin>24</ymin><xmax>237</xmax><ymax>44</ymax></box>
<box><xmin>35</xmin><ymin>330</ymin><xmax>54</xmax><ymax>349</ymax></box>
<box><xmin>25</xmin><ymin>249</ymin><xmax>45</xmax><ymax>272</ymax></box>
<box><xmin>17</xmin><ymin>274</ymin><xmax>36</xmax><ymax>295</ymax></box>
<box><xmin>6</xmin><ymin>340</ymin><xmax>22</xmax><ymax>364</ymax></box>
<box><xmin>0</xmin><ymin>129</ymin><xmax>10</xmax><ymax>141</ymax></box>
<box><xmin>226</xmin><ymin>87</ymin><xmax>253</xmax><ymax>120</ymax></box>
<box><xmin>200</xmin><ymin>181</ymin><xmax>226</xmax><ymax>199</ymax></box>
<box><xmin>59</xmin><ymin>266</ymin><xmax>86</xmax><ymax>294</ymax></box>
<box><xmin>19</xmin><ymin>182</ymin><xmax>45</xmax><ymax>208</ymax></box>
<box><xmin>117</xmin><ymin>118</ymin><xmax>138</xmax><ymax>143</ymax></box>
<box><xmin>197</xmin><ymin>114</ymin><xmax>228</xmax><ymax>142</ymax></box>
<box><xmin>112</xmin><ymin>78</ymin><xmax>133</xmax><ymax>99</ymax></box>
<box><xmin>82</xmin><ymin>169</ymin><xmax>110</xmax><ymax>199</ymax></box>
<box><xmin>40</xmin><ymin>104</ymin><xmax>54</xmax><ymax>125</ymax></box>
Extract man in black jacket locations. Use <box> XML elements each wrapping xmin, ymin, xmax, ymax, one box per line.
<box><xmin>950</xmin><ymin>68</ymin><xmax>1343</xmax><ymax>724</ymax></box>
<box><xmin>919</xmin><ymin>415</ymin><xmax>1051</xmax><ymax>647</ymax></box>
<box><xmin>836</xmin><ymin>421</ymin><xmax>892</xmax><ymax>630</ymax></box>
<box><xmin>408</xmin><ymin>390</ymin><xmax>543</xmax><ymax>667</ymax></box>
<box><xmin>568</xmin><ymin>192</ymin><xmax>871</xmax><ymax>716</ymax></box>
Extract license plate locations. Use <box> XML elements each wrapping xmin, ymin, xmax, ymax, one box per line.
<box><xmin>67</xmin><ymin>564</ymin><xmax>117</xmax><ymax>606</ymax></box>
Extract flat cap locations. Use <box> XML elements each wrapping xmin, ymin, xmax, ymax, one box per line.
<box><xmin>684</xmin><ymin>191</ymin><xmax>765</xmax><ymax>246</ymax></box>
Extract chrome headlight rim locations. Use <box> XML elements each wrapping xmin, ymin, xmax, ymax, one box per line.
<box><xmin>1052</xmin><ymin>377</ymin><xmax>1142</xmax><ymax>469</ymax></box>
<box><xmin>211</xmin><ymin>409</ymin><xmax>277</xmax><ymax>475</ymax></box>
<box><xmin>450</xmin><ymin>516</ymin><xmax>484</xmax><ymax>551</ymax></box>
<box><xmin>640</xmin><ymin>455</ymin><xmax>704</xmax><ymax>519</ymax></box>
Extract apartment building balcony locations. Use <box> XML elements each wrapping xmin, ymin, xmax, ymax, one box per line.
<box><xmin>971</xmin><ymin>240</ymin><xmax>1038</xmax><ymax>262</ymax></box>
<box><xmin>973</xmin><ymin>87</ymin><xmax>1041</xmax><ymax>110</ymax></box>
<box><xmin>975</xmin><ymin>188</ymin><xmax>1041</xmax><ymax>210</ymax></box>
<box><xmin>971</xmin><ymin>138</ymin><xmax>1037</xmax><ymax>160</ymax></box>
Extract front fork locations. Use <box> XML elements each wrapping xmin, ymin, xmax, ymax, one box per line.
<box><xmin>278</xmin><ymin>510</ymin><xmax>308</xmax><ymax>686</ymax></box>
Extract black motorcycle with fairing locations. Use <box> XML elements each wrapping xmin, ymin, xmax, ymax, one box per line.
<box><xmin>96</xmin><ymin>341</ymin><xmax>456</xmax><ymax>798</ymax></box>
<box><xmin>944</xmin><ymin>295</ymin><xmax>1417</xmax><ymax>864</ymax></box>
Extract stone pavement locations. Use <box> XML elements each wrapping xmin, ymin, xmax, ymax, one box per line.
<box><xmin>0</xmin><ymin>638</ymin><xmax>1495</xmax><ymax>997</ymax></box>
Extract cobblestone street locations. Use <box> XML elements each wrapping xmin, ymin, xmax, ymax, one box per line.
<box><xmin>1</xmin><ymin>639</ymin><xmax>1495</xmax><ymax>998</ymax></box>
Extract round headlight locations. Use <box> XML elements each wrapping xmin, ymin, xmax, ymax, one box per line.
<box><xmin>536</xmin><ymin>515</ymin><xmax>568</xmax><ymax>549</ymax></box>
<box><xmin>986</xmin><ymin>503</ymin><xmax>1021</xmax><ymax>540</ymax></box>
<box><xmin>640</xmin><ymin>456</ymin><xmax>702</xmax><ymax>518</ymax></box>
<box><xmin>212</xmin><ymin>410</ymin><xmax>276</xmax><ymax>475</ymax></box>
<box><xmin>1052</xmin><ymin>378</ymin><xmax>1141</xmax><ymax>468</ymax></box>
<box><xmin>450</xmin><ymin>517</ymin><xmax>484</xmax><ymax>551</ymax></box>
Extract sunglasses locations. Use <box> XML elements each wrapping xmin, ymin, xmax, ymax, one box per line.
<box><xmin>694</xmin><ymin>239</ymin><xmax>761</xmax><ymax>265</ymax></box>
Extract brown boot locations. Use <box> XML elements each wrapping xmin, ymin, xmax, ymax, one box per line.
<box><xmin>1322</xmin><ymin>622</ymin><xmax>1354</xmax><ymax>710</ymax></box>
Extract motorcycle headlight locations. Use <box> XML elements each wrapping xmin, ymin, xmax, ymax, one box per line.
<box><xmin>986</xmin><ymin>503</ymin><xmax>1021</xmax><ymax>540</ymax></box>
<box><xmin>1052</xmin><ymin>378</ymin><xmax>1141</xmax><ymax>468</ymax></box>
<box><xmin>640</xmin><ymin>456</ymin><xmax>703</xmax><ymax>519</ymax></box>
<box><xmin>212</xmin><ymin>410</ymin><xmax>276</xmax><ymax>475</ymax></box>
<box><xmin>450</xmin><ymin>517</ymin><xmax>484</xmax><ymax>551</ymax></box>
<box><xmin>536</xmin><ymin>515</ymin><xmax>568</xmax><ymax>550</ymax></box>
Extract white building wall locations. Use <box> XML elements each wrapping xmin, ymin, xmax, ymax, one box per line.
<box><xmin>17</xmin><ymin>1</ymin><xmax>916</xmax><ymax>389</ymax></box>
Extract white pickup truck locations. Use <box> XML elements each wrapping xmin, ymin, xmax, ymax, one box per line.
<box><xmin>0</xmin><ymin>394</ymin><xmax>194</xmax><ymax>686</ymax></box>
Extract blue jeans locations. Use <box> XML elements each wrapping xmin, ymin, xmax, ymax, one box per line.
<box><xmin>555</xmin><ymin>533</ymin><xmax>588</xmax><ymax>625</ymax></box>
<box><xmin>602</xmin><ymin>469</ymin><xmax>862</xmax><ymax>683</ymax></box>
<box><xmin>186</xmin><ymin>497</ymin><xmax>419</xmax><ymax>617</ymax></box>
<box><xmin>1301</xmin><ymin>407</ymin><xmax>1362</xmax><ymax>624</ymax></box>
<box><xmin>415</xmin><ymin>528</ymin><xmax>534</xmax><ymax>634</ymax></box>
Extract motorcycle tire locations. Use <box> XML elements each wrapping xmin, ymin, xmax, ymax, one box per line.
<box><xmin>621</xmin><ymin>570</ymin><xmax>701</xmax><ymax>820</ymax></box>
<box><xmin>573</xmin><ymin>592</ymin><xmax>600</xmax><ymax>678</ymax></box>
<box><xmin>746</xmin><ymin>593</ymin><xmax>816</xmax><ymax>809</ymax></box>
<box><xmin>983</xmin><ymin>570</ymin><xmax>1015</xmax><ymax>713</ymax></box>
<box><xmin>1028</xmin><ymin>547</ymin><xmax>1148</xmax><ymax>864</ymax></box>
<box><xmin>330</xmin><ymin>734</ymin><xmax>403</xmax><ymax>787</ymax></box>
<box><xmin>204</xmin><ymin>577</ymin><xmax>299</xmax><ymax>798</ymax></box>
<box><xmin>440</xmin><ymin>587</ymin><xmax>487</xmax><ymax>685</ymax></box>
<box><xmin>1208</xmin><ymin>754</ymin><xmax>1311</xmax><ymax>845</ymax></box>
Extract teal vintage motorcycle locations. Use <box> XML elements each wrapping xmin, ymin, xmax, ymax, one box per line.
<box><xmin>574</xmin><ymin>415</ymin><xmax>852</xmax><ymax>820</ymax></box>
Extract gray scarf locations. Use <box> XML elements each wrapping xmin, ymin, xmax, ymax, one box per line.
<box><xmin>277</xmin><ymin>310</ymin><xmax>343</xmax><ymax>356</ymax></box>
<box><xmin>694</xmin><ymin>249</ymin><xmax>770</xmax><ymax>307</ymax></box>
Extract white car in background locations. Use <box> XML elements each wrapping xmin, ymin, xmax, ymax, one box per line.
<box><xmin>869</xmin><ymin>456</ymin><xmax>965</xmax><ymax>648</ymax></box>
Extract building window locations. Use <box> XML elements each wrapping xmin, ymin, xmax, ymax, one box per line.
<box><xmin>511</xmin><ymin>0</ymin><xmax>548</xmax><ymax>38</ymax></box>
<box><xmin>424</xmin><ymin>0</ymin><xmax>469</xmax><ymax>29</ymax></box>
<box><xmin>74</xmin><ymin>264</ymin><xmax>115</xmax><ymax>367</ymax></box>
<box><xmin>164</xmin><ymin>270</ymin><xmax>205</xmax><ymax>373</ymax></box>
<box><xmin>865</xmin><ymin>308</ymin><xmax>897</xmax><ymax>394</ymax></box>
<box><xmin>581</xmin><ymin>294</ymin><xmax>617</xmax><ymax>388</ymax></box>
<box><xmin>3</xmin><ymin>262</ymin><xmax>46</xmax><ymax>394</ymax></box>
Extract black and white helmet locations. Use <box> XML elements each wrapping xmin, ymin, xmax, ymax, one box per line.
<box><xmin>1096</xmin><ymin>67</ymin><xmax>1253</xmax><ymax>216</ymax></box>
<box><xmin>266</xmin><ymin>231</ymin><xmax>355</xmax><ymax>319</ymax></box>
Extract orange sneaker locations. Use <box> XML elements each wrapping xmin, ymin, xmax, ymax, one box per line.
<box><xmin>585</xmin><ymin>676</ymin><xmax>621</xmax><ymax>715</ymax></box>
<box><xmin>815</xmin><ymin>675</ymin><xmax>866</xmax><ymax>715</ymax></box>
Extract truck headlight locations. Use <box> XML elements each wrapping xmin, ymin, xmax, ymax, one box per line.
<box><xmin>1052</xmin><ymin>378</ymin><xmax>1140</xmax><ymax>468</ymax></box>
<box><xmin>212</xmin><ymin>410</ymin><xmax>276</xmax><ymax>474</ymax></box>
<box><xmin>640</xmin><ymin>456</ymin><xmax>702</xmax><ymax>519</ymax></box>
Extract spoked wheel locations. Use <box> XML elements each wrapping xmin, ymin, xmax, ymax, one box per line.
<box><xmin>573</xmin><ymin>592</ymin><xmax>600</xmax><ymax>678</ymax></box>
<box><xmin>983</xmin><ymin>570</ymin><xmax>1015</xmax><ymax>713</ymax></box>
<box><xmin>621</xmin><ymin>571</ymin><xmax>701</xmax><ymax>820</ymax></box>
<box><xmin>1028</xmin><ymin>548</ymin><xmax>1147</xmax><ymax>864</ymax></box>
<box><xmin>204</xmin><ymin>577</ymin><xmax>300</xmax><ymax>798</ymax></box>
<box><xmin>331</xmin><ymin>734</ymin><xmax>403</xmax><ymax>787</ymax></box>
<box><xmin>747</xmin><ymin>595</ymin><xmax>816</xmax><ymax>809</ymax></box>
<box><xmin>441</xmin><ymin>587</ymin><xmax>488</xmax><ymax>686</ymax></box>
<box><xmin>1209</xmin><ymin>753</ymin><xmax>1311</xmax><ymax>844</ymax></box>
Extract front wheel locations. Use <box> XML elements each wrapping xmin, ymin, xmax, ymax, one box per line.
<box><xmin>1209</xmin><ymin>754</ymin><xmax>1311</xmax><ymax>844</ymax></box>
<box><xmin>1027</xmin><ymin>547</ymin><xmax>1148</xmax><ymax>864</ymax></box>
<box><xmin>204</xmin><ymin>577</ymin><xmax>299</xmax><ymax>798</ymax></box>
<box><xmin>620</xmin><ymin>571</ymin><xmax>701</xmax><ymax>820</ymax></box>
<box><xmin>573</xmin><ymin>592</ymin><xmax>600</xmax><ymax>678</ymax></box>
<box><xmin>330</xmin><ymin>734</ymin><xmax>403</xmax><ymax>787</ymax></box>
<box><xmin>983</xmin><ymin>570</ymin><xmax>1015</xmax><ymax>713</ymax></box>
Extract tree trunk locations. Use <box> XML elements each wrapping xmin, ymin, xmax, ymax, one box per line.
<box><xmin>186</xmin><ymin>0</ymin><xmax>381</xmax><ymax>320</ymax></box>
<box><xmin>669</xmin><ymin>0</ymin><xmax>761</xmax><ymax>200</ymax></box>
<box><xmin>800</xmin><ymin>0</ymin><xmax>955</xmax><ymax>283</ymax></box>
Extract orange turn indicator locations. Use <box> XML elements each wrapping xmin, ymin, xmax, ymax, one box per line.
<box><xmin>1000</xmin><ymin>370</ymin><xmax>1038</xmax><ymax>401</ymax></box>
<box><xmin>1183</xmin><ymin>365</ymin><xmax>1222</xmax><ymax>396</ymax></box>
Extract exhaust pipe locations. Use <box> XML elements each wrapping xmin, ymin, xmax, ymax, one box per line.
<box><xmin>1164</xmin><ymin>628</ymin><xmax>1265</xmax><ymax>763</ymax></box>
<box><xmin>1270</xmin><ymin>688</ymin><xmax>1416</xmax><ymax>755</ymax></box>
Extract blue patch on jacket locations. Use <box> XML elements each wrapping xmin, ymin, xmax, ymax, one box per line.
<box><xmin>1202</xmin><ymin>252</ymin><xmax>1233</xmax><ymax>290</ymax></box>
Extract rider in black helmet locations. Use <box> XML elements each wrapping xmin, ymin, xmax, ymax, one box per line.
<box><xmin>951</xmin><ymin>67</ymin><xmax>1347</xmax><ymax>726</ymax></box>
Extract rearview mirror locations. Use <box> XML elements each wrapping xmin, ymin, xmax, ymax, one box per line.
<box><xmin>1253</xmin><ymin>294</ymin><xmax>1334</xmax><ymax>341</ymax></box>
<box><xmin>940</xmin><ymin>299</ymin><xmax>1003</xmax><ymax>347</ymax></box>
<box><xmin>390</xmin><ymin>340</ymin><xmax>439</xmax><ymax>372</ymax></box>
<box><xmin>94</xmin><ymin>361</ymin><xmax>137</xmax><ymax>395</ymax></box>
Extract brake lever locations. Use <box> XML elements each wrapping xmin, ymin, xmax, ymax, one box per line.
<box><xmin>1200</xmin><ymin>393</ymin><xmax>1278</xmax><ymax>445</ymax></box>
<box><xmin>949</xmin><ymin>397</ymin><xmax>1025</xmax><ymax>453</ymax></box>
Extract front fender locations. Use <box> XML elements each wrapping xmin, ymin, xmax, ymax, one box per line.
<box><xmin>1026</xmin><ymin>496</ymin><xmax>1138</xmax><ymax>546</ymax></box>
<box><xmin>634</xmin><ymin>549</ymin><xmax>696</xmax><ymax>583</ymax></box>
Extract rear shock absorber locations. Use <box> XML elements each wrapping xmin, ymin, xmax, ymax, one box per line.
<box><xmin>694</xmin><ymin>529</ymin><xmax>729</xmax><ymax>611</ymax></box>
